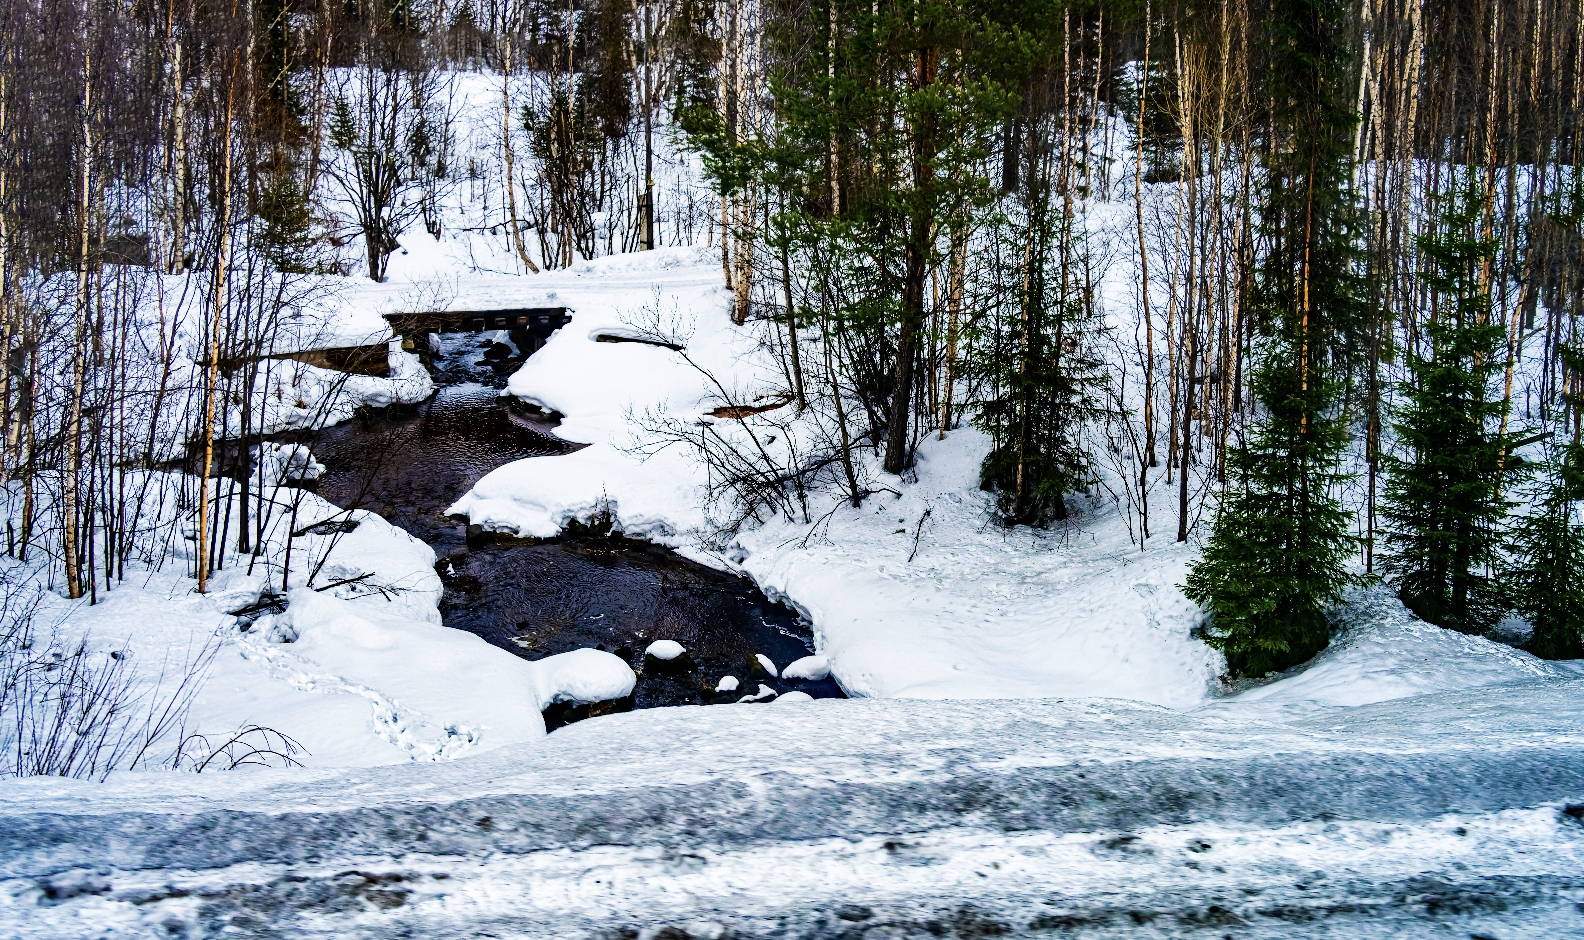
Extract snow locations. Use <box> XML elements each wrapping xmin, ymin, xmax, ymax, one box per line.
<box><xmin>738</xmin><ymin>683</ymin><xmax>777</xmax><ymax>703</ymax></box>
<box><xmin>782</xmin><ymin>655</ymin><xmax>830</xmax><ymax>681</ymax></box>
<box><xmin>527</xmin><ymin>649</ymin><xmax>637</xmax><ymax>706</ymax></box>
<box><xmin>253</xmin><ymin>342</ymin><xmax>434</xmax><ymax>435</ymax></box>
<box><xmin>3</xmin><ymin>689</ymin><xmax>1582</xmax><ymax>937</ymax></box>
<box><xmin>753</xmin><ymin>653</ymin><xmax>779</xmax><ymax>678</ymax></box>
<box><xmin>3</xmin><ymin>70</ymin><xmax>1583</xmax><ymax>935</ymax></box>
<box><xmin>437</xmin><ymin>248</ymin><xmax>1583</xmax><ymax>719</ymax></box>
<box><xmin>644</xmin><ymin>639</ymin><xmax>686</xmax><ymax>661</ymax></box>
<box><xmin>443</xmin><ymin>248</ymin><xmax>772</xmax><ymax>545</ymax></box>
<box><xmin>252</xmin><ymin>442</ymin><xmax>325</xmax><ymax>487</ymax></box>
<box><xmin>1227</xmin><ymin>585</ymin><xmax>1580</xmax><ymax>710</ymax></box>
<box><xmin>2</xmin><ymin>473</ymin><xmax>631</xmax><ymax>770</ymax></box>
<box><xmin>733</xmin><ymin>428</ymin><xmax>1224</xmax><ymax>706</ymax></box>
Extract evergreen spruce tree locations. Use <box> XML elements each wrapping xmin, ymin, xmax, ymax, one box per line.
<box><xmin>1183</xmin><ymin>0</ymin><xmax>1363</xmax><ymax>677</ymax></box>
<box><xmin>1184</xmin><ymin>334</ymin><xmax>1356</xmax><ymax>676</ymax></box>
<box><xmin>974</xmin><ymin>72</ymin><xmax>1106</xmax><ymax>526</ymax></box>
<box><xmin>1380</xmin><ymin>180</ymin><xmax>1514</xmax><ymax>634</ymax></box>
<box><xmin>1509</xmin><ymin>442</ymin><xmax>1584</xmax><ymax>659</ymax></box>
<box><xmin>258</xmin><ymin>170</ymin><xmax>317</xmax><ymax>274</ymax></box>
<box><xmin>721</xmin><ymin>0</ymin><xmax>1032</xmax><ymax>472</ymax></box>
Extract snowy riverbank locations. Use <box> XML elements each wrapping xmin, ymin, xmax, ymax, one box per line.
<box><xmin>441</xmin><ymin>247</ymin><xmax>1584</xmax><ymax>716</ymax></box>
<box><xmin>2</xmin><ymin>463</ymin><xmax>633</xmax><ymax>769</ymax></box>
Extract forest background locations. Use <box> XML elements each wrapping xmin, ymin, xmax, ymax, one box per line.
<box><xmin>2</xmin><ymin>0</ymin><xmax>1583</xmax><ymax>702</ymax></box>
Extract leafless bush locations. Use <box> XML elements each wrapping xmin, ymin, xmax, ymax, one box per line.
<box><xmin>0</xmin><ymin>567</ymin><xmax>220</xmax><ymax>781</ymax></box>
<box><xmin>618</xmin><ymin>295</ymin><xmax>874</xmax><ymax>543</ymax></box>
<box><xmin>173</xmin><ymin>724</ymin><xmax>306</xmax><ymax>772</ymax></box>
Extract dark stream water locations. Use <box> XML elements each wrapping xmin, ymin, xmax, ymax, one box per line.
<box><xmin>300</xmin><ymin>335</ymin><xmax>843</xmax><ymax>726</ymax></box>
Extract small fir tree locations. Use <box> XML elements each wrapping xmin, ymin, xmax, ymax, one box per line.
<box><xmin>974</xmin><ymin>104</ymin><xmax>1106</xmax><ymax>526</ymax></box>
<box><xmin>1509</xmin><ymin>442</ymin><xmax>1584</xmax><ymax>659</ymax></box>
<box><xmin>257</xmin><ymin>170</ymin><xmax>316</xmax><ymax>274</ymax></box>
<box><xmin>1380</xmin><ymin>181</ymin><xmax>1514</xmax><ymax>634</ymax></box>
<box><xmin>1184</xmin><ymin>334</ymin><xmax>1357</xmax><ymax>676</ymax></box>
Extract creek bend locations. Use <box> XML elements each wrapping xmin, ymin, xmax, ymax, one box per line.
<box><xmin>298</xmin><ymin>335</ymin><xmax>843</xmax><ymax>726</ymax></box>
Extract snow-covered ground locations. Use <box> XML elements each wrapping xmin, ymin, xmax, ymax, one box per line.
<box><xmin>3</xmin><ymin>475</ymin><xmax>634</xmax><ymax>769</ymax></box>
<box><xmin>436</xmin><ymin>246</ymin><xmax>1584</xmax><ymax>716</ymax></box>
<box><xmin>4</xmin><ymin>686</ymin><xmax>1583</xmax><ymax>937</ymax></box>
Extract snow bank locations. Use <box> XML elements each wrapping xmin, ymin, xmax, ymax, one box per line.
<box><xmin>252</xmin><ymin>442</ymin><xmax>325</xmax><ymax>487</ymax></box>
<box><xmin>12</xmin><ymin>473</ymin><xmax>645</xmax><ymax>770</ymax></box>
<box><xmin>1226</xmin><ymin>585</ymin><xmax>1579</xmax><ymax>710</ymax></box>
<box><xmin>446</xmin><ymin>248</ymin><xmax>781</xmax><ymax>543</ymax></box>
<box><xmin>448</xmin><ymin>439</ymin><xmax>705</xmax><ymax>542</ymax></box>
<box><xmin>254</xmin><ymin>341</ymin><xmax>434</xmax><ymax>435</ymax></box>
<box><xmin>737</xmin><ymin>428</ymin><xmax>1224</xmax><ymax>707</ymax></box>
<box><xmin>782</xmin><ymin>656</ymin><xmax>830</xmax><ymax>681</ymax></box>
<box><xmin>5</xmin><ymin>688</ymin><xmax>1583</xmax><ymax>938</ymax></box>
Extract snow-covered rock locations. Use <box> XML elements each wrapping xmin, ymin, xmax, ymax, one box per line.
<box><xmin>645</xmin><ymin>640</ymin><xmax>686</xmax><ymax>661</ymax></box>
<box><xmin>253</xmin><ymin>442</ymin><xmax>327</xmax><ymax>487</ymax></box>
<box><xmin>715</xmin><ymin>675</ymin><xmax>739</xmax><ymax>692</ymax></box>
<box><xmin>774</xmin><ymin>691</ymin><xmax>814</xmax><ymax>704</ymax></box>
<box><xmin>528</xmin><ymin>649</ymin><xmax>637</xmax><ymax>707</ymax></box>
<box><xmin>752</xmin><ymin>654</ymin><xmax>779</xmax><ymax>678</ymax></box>
<box><xmin>782</xmin><ymin>656</ymin><xmax>830</xmax><ymax>681</ymax></box>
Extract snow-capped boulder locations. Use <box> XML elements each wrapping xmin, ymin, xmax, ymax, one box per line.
<box><xmin>782</xmin><ymin>656</ymin><xmax>830</xmax><ymax>682</ymax></box>
<box><xmin>646</xmin><ymin>640</ymin><xmax>686</xmax><ymax>660</ymax></box>
<box><xmin>530</xmin><ymin>648</ymin><xmax>637</xmax><ymax>707</ymax></box>
<box><xmin>643</xmin><ymin>639</ymin><xmax>694</xmax><ymax>676</ymax></box>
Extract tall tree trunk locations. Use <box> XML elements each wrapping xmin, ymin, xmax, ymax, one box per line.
<box><xmin>939</xmin><ymin>227</ymin><xmax>964</xmax><ymax>438</ymax></box>
<box><xmin>884</xmin><ymin>44</ymin><xmax>937</xmax><ymax>476</ymax></box>
<box><xmin>502</xmin><ymin>29</ymin><xmax>540</xmax><ymax>273</ymax></box>
<box><xmin>198</xmin><ymin>77</ymin><xmax>237</xmax><ymax>594</ymax></box>
<box><xmin>1136</xmin><ymin>0</ymin><xmax>1156</xmax><ymax>474</ymax></box>
<box><xmin>63</xmin><ymin>47</ymin><xmax>95</xmax><ymax>599</ymax></box>
<box><xmin>780</xmin><ymin>234</ymin><xmax>805</xmax><ymax>410</ymax></box>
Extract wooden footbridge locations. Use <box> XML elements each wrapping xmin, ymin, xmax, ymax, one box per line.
<box><xmin>385</xmin><ymin>306</ymin><xmax>573</xmax><ymax>352</ymax></box>
<box><xmin>222</xmin><ymin>307</ymin><xmax>574</xmax><ymax>379</ymax></box>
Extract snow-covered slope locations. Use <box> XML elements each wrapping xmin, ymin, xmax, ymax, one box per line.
<box><xmin>445</xmin><ymin>247</ymin><xmax>770</xmax><ymax>542</ymax></box>
<box><xmin>12</xmin><ymin>479</ymin><xmax>636</xmax><ymax>769</ymax></box>
<box><xmin>736</xmin><ymin>427</ymin><xmax>1222</xmax><ymax>706</ymax></box>
<box><xmin>4</xmin><ymin>687</ymin><xmax>1583</xmax><ymax>938</ymax></box>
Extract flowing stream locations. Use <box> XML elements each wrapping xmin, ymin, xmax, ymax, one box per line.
<box><xmin>299</xmin><ymin>335</ymin><xmax>843</xmax><ymax>725</ymax></box>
